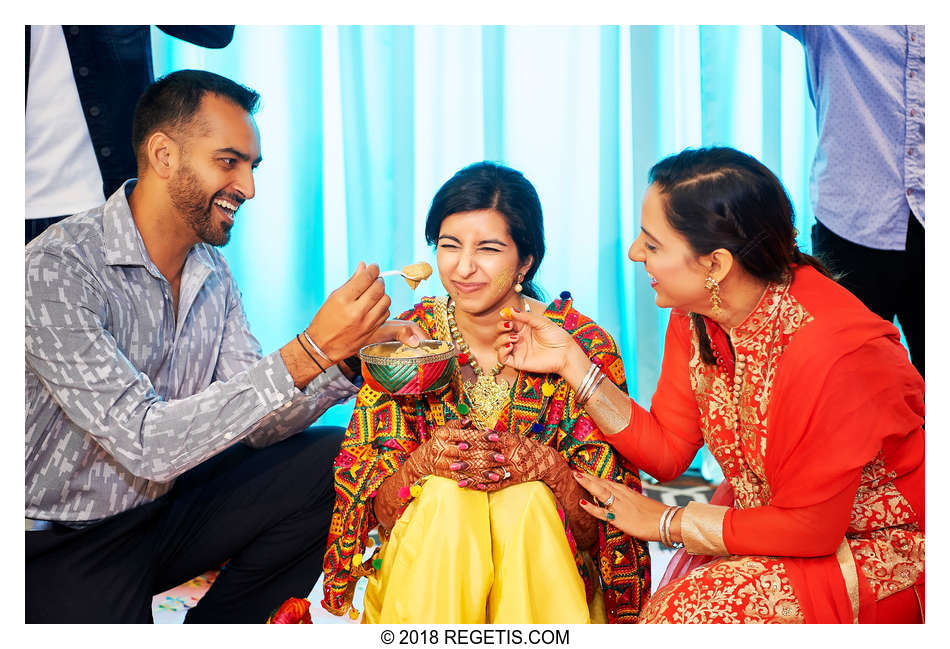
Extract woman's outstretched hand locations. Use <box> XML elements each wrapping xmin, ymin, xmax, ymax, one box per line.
<box><xmin>495</xmin><ymin>307</ymin><xmax>579</xmax><ymax>375</ymax></box>
<box><xmin>573</xmin><ymin>471</ymin><xmax>669</xmax><ymax>542</ymax></box>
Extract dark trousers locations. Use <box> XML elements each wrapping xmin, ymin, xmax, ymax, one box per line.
<box><xmin>26</xmin><ymin>215</ymin><xmax>68</xmax><ymax>244</ymax></box>
<box><xmin>26</xmin><ymin>426</ymin><xmax>344</xmax><ymax>623</ymax></box>
<box><xmin>811</xmin><ymin>214</ymin><xmax>924</xmax><ymax>378</ymax></box>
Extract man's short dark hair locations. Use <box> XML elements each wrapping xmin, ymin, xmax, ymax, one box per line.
<box><xmin>131</xmin><ymin>69</ymin><xmax>260</xmax><ymax>168</ymax></box>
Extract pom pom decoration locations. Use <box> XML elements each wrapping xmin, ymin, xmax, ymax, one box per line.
<box><xmin>541</xmin><ymin>382</ymin><xmax>556</xmax><ymax>397</ymax></box>
<box><xmin>409</xmin><ymin>484</ymin><xmax>422</xmax><ymax>498</ymax></box>
<box><xmin>397</xmin><ymin>486</ymin><xmax>412</xmax><ymax>500</ymax></box>
<box><xmin>560</xmin><ymin>291</ymin><xmax>572</xmax><ymax>300</ymax></box>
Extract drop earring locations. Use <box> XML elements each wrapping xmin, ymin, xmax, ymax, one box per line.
<box><xmin>514</xmin><ymin>273</ymin><xmax>530</xmax><ymax>312</ymax></box>
<box><xmin>704</xmin><ymin>276</ymin><xmax>723</xmax><ymax>316</ymax></box>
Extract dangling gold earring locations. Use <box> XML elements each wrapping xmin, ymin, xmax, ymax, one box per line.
<box><xmin>514</xmin><ymin>274</ymin><xmax>523</xmax><ymax>294</ymax></box>
<box><xmin>704</xmin><ymin>276</ymin><xmax>723</xmax><ymax>316</ymax></box>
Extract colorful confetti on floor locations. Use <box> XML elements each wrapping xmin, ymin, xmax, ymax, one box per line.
<box><xmin>151</xmin><ymin>570</ymin><xmax>219</xmax><ymax>624</ymax></box>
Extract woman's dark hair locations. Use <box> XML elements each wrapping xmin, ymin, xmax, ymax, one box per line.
<box><xmin>425</xmin><ymin>161</ymin><xmax>546</xmax><ymax>301</ymax></box>
<box><xmin>648</xmin><ymin>146</ymin><xmax>832</xmax><ymax>363</ymax></box>
<box><xmin>131</xmin><ymin>69</ymin><xmax>261</xmax><ymax>169</ymax></box>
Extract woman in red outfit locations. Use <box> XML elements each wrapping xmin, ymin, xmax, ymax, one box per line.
<box><xmin>497</xmin><ymin>147</ymin><xmax>924</xmax><ymax>623</ymax></box>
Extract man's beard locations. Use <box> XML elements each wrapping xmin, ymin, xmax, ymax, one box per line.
<box><xmin>169</xmin><ymin>164</ymin><xmax>233</xmax><ymax>247</ymax></box>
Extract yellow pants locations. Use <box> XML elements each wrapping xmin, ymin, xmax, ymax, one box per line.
<box><xmin>363</xmin><ymin>476</ymin><xmax>599</xmax><ymax>623</ymax></box>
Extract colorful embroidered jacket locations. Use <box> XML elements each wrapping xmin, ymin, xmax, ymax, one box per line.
<box><xmin>321</xmin><ymin>294</ymin><xmax>650</xmax><ymax>623</ymax></box>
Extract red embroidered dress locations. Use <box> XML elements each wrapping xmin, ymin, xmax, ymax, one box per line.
<box><xmin>611</xmin><ymin>266</ymin><xmax>924</xmax><ymax>623</ymax></box>
<box><xmin>321</xmin><ymin>295</ymin><xmax>651</xmax><ymax>622</ymax></box>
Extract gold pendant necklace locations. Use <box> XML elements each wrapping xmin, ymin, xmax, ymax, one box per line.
<box><xmin>446</xmin><ymin>299</ymin><xmax>510</xmax><ymax>429</ymax></box>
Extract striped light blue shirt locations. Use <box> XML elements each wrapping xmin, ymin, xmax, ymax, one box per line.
<box><xmin>26</xmin><ymin>181</ymin><xmax>357</xmax><ymax>522</ymax></box>
<box><xmin>780</xmin><ymin>25</ymin><xmax>924</xmax><ymax>250</ymax></box>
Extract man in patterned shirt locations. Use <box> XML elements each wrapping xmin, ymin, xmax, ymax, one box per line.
<box><xmin>25</xmin><ymin>70</ymin><xmax>422</xmax><ymax>622</ymax></box>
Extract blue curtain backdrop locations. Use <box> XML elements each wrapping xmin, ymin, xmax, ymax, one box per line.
<box><xmin>152</xmin><ymin>25</ymin><xmax>817</xmax><ymax>478</ymax></box>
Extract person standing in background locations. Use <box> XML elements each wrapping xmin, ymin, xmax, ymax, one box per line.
<box><xmin>25</xmin><ymin>25</ymin><xmax>234</xmax><ymax>243</ymax></box>
<box><xmin>778</xmin><ymin>26</ymin><xmax>924</xmax><ymax>378</ymax></box>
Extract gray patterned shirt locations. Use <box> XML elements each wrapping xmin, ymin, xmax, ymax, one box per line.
<box><xmin>26</xmin><ymin>182</ymin><xmax>357</xmax><ymax>522</ymax></box>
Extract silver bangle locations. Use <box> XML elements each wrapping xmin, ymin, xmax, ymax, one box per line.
<box><xmin>580</xmin><ymin>369</ymin><xmax>608</xmax><ymax>407</ymax></box>
<box><xmin>576</xmin><ymin>364</ymin><xmax>608</xmax><ymax>406</ymax></box>
<box><xmin>575</xmin><ymin>363</ymin><xmax>600</xmax><ymax>405</ymax></box>
<box><xmin>658</xmin><ymin>505</ymin><xmax>673</xmax><ymax>547</ymax></box>
<box><xmin>579</xmin><ymin>368</ymin><xmax>605</xmax><ymax>406</ymax></box>
<box><xmin>660</xmin><ymin>505</ymin><xmax>683</xmax><ymax>549</ymax></box>
<box><xmin>302</xmin><ymin>330</ymin><xmax>332</xmax><ymax>364</ymax></box>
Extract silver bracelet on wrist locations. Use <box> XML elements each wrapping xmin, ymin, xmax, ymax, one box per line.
<box><xmin>302</xmin><ymin>330</ymin><xmax>333</xmax><ymax>364</ymax></box>
<box><xmin>576</xmin><ymin>363</ymin><xmax>606</xmax><ymax>407</ymax></box>
<box><xmin>582</xmin><ymin>370</ymin><xmax>607</xmax><ymax>406</ymax></box>
<box><xmin>577</xmin><ymin>371</ymin><xmax>603</xmax><ymax>406</ymax></box>
<box><xmin>659</xmin><ymin>505</ymin><xmax>684</xmax><ymax>549</ymax></box>
<box><xmin>574</xmin><ymin>363</ymin><xmax>599</xmax><ymax>405</ymax></box>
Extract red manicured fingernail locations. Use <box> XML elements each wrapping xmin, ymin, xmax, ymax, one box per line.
<box><xmin>487</xmin><ymin>433</ymin><xmax>499</xmax><ymax>442</ymax></box>
<box><xmin>450</xmin><ymin>462</ymin><xmax>461</xmax><ymax>471</ymax></box>
<box><xmin>493</xmin><ymin>453</ymin><xmax>505</xmax><ymax>462</ymax></box>
<box><xmin>458</xmin><ymin>479</ymin><xmax>469</xmax><ymax>487</ymax></box>
<box><xmin>509</xmin><ymin>334</ymin><xmax>517</xmax><ymax>340</ymax></box>
<box><xmin>580</xmin><ymin>499</ymin><xmax>589</xmax><ymax>506</ymax></box>
<box><xmin>488</xmin><ymin>473</ymin><xmax>500</xmax><ymax>481</ymax></box>
<box><xmin>504</xmin><ymin>321</ymin><xmax>512</xmax><ymax>329</ymax></box>
<box><xmin>512</xmin><ymin>308</ymin><xmax>520</xmax><ymax>313</ymax></box>
<box><xmin>505</xmin><ymin>343</ymin><xmax>511</xmax><ymax>348</ymax></box>
<box><xmin>457</xmin><ymin>442</ymin><xmax>470</xmax><ymax>451</ymax></box>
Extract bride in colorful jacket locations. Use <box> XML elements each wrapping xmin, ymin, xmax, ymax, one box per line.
<box><xmin>320</xmin><ymin>162</ymin><xmax>650</xmax><ymax>623</ymax></box>
<box><xmin>498</xmin><ymin>147</ymin><xmax>924</xmax><ymax>623</ymax></box>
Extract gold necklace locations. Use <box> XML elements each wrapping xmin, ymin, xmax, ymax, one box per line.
<box><xmin>446</xmin><ymin>299</ymin><xmax>510</xmax><ymax>429</ymax></box>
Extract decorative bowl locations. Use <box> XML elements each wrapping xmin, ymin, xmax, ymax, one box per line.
<box><xmin>358</xmin><ymin>340</ymin><xmax>457</xmax><ymax>395</ymax></box>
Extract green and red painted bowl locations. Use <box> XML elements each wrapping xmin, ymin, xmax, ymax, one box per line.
<box><xmin>359</xmin><ymin>340</ymin><xmax>457</xmax><ymax>395</ymax></box>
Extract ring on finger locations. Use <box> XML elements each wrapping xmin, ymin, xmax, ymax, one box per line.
<box><xmin>604</xmin><ymin>492</ymin><xmax>615</xmax><ymax>508</ymax></box>
<box><xmin>502</xmin><ymin>468</ymin><xmax>511</xmax><ymax>480</ymax></box>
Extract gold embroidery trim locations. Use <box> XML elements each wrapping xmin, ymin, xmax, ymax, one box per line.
<box><xmin>680</xmin><ymin>501</ymin><xmax>729</xmax><ymax>556</ymax></box>
<box><xmin>433</xmin><ymin>296</ymin><xmax>451</xmax><ymax>344</ymax></box>
<box><xmin>835</xmin><ymin>540</ymin><xmax>861</xmax><ymax>624</ymax></box>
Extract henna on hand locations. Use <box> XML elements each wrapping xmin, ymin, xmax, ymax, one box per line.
<box><xmin>372</xmin><ymin>421</ymin><xmax>497</xmax><ymax>530</ymax></box>
<box><xmin>493</xmin><ymin>431</ymin><xmax>598</xmax><ymax>548</ymax></box>
<box><xmin>373</xmin><ymin>459</ymin><xmax>424</xmax><ymax>532</ymax></box>
<box><xmin>545</xmin><ymin>462</ymin><xmax>599</xmax><ymax>549</ymax></box>
<box><xmin>490</xmin><ymin>431</ymin><xmax>559</xmax><ymax>484</ymax></box>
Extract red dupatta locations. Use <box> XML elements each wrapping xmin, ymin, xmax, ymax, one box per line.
<box><xmin>765</xmin><ymin>266</ymin><xmax>923</xmax><ymax>622</ymax></box>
